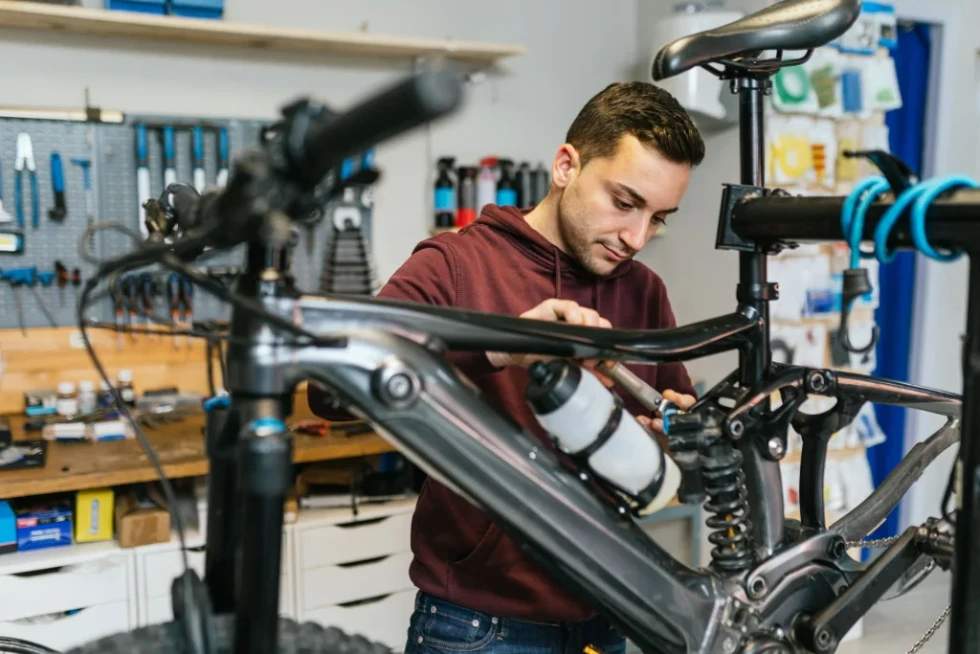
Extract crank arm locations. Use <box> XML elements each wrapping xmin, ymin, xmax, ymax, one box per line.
<box><xmin>796</xmin><ymin>526</ymin><xmax>924</xmax><ymax>653</ymax></box>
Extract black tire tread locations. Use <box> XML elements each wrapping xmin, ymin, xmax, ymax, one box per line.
<box><xmin>64</xmin><ymin>614</ymin><xmax>392</xmax><ymax>654</ymax></box>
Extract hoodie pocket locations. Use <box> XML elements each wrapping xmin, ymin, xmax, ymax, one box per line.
<box><xmin>450</xmin><ymin>521</ymin><xmax>503</xmax><ymax>570</ymax></box>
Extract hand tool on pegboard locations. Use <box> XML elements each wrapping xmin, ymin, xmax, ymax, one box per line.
<box><xmin>47</xmin><ymin>152</ymin><xmax>67</xmax><ymax>222</ymax></box>
<box><xmin>167</xmin><ymin>272</ymin><xmax>182</xmax><ymax>347</ymax></box>
<box><xmin>139</xmin><ymin>271</ymin><xmax>155</xmax><ymax>336</ymax></box>
<box><xmin>70</xmin><ymin>158</ymin><xmax>94</xmax><ymax>238</ymax></box>
<box><xmin>0</xmin><ymin>160</ymin><xmax>23</xmax><ymax>255</ymax></box>
<box><xmin>122</xmin><ymin>274</ymin><xmax>139</xmax><ymax>341</ymax></box>
<box><xmin>54</xmin><ymin>260</ymin><xmax>68</xmax><ymax>306</ymax></box>
<box><xmin>3</xmin><ymin>267</ymin><xmax>55</xmax><ymax>330</ymax></box>
<box><xmin>162</xmin><ymin>126</ymin><xmax>176</xmax><ymax>188</ymax></box>
<box><xmin>136</xmin><ymin>124</ymin><xmax>150</xmax><ymax>240</ymax></box>
<box><xmin>0</xmin><ymin>269</ymin><xmax>25</xmax><ymax>334</ymax></box>
<box><xmin>216</xmin><ymin>127</ymin><xmax>229</xmax><ymax>188</ymax></box>
<box><xmin>14</xmin><ymin>133</ymin><xmax>39</xmax><ymax>230</ymax></box>
<box><xmin>109</xmin><ymin>272</ymin><xmax>125</xmax><ymax>347</ymax></box>
<box><xmin>192</xmin><ymin>126</ymin><xmax>206</xmax><ymax>193</ymax></box>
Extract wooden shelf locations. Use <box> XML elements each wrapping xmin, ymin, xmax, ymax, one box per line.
<box><xmin>0</xmin><ymin>1</ymin><xmax>525</xmax><ymax>64</ymax></box>
<box><xmin>0</xmin><ymin>410</ymin><xmax>394</xmax><ymax>501</ymax></box>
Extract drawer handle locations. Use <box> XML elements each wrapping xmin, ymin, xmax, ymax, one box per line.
<box><xmin>336</xmin><ymin>593</ymin><xmax>392</xmax><ymax>608</ymax></box>
<box><xmin>335</xmin><ymin>516</ymin><xmax>389</xmax><ymax>529</ymax></box>
<box><xmin>336</xmin><ymin>555</ymin><xmax>390</xmax><ymax>569</ymax></box>
<box><xmin>185</xmin><ymin>545</ymin><xmax>207</xmax><ymax>553</ymax></box>
<box><xmin>11</xmin><ymin>606</ymin><xmax>88</xmax><ymax>624</ymax></box>
<box><xmin>13</xmin><ymin>565</ymin><xmax>66</xmax><ymax>578</ymax></box>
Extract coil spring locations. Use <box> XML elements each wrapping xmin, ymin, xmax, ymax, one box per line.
<box><xmin>702</xmin><ymin>444</ymin><xmax>753</xmax><ymax>573</ymax></box>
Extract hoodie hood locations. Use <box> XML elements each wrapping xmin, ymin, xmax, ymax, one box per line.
<box><xmin>475</xmin><ymin>204</ymin><xmax>634</xmax><ymax>311</ymax></box>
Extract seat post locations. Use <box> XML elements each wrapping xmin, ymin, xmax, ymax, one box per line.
<box><xmin>731</xmin><ymin>74</ymin><xmax>785</xmax><ymax>557</ymax></box>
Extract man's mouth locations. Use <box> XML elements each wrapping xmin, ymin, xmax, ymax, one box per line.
<box><xmin>602</xmin><ymin>244</ymin><xmax>629</xmax><ymax>261</ymax></box>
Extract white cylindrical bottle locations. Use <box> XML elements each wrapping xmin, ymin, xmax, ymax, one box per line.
<box><xmin>526</xmin><ymin>360</ymin><xmax>681</xmax><ymax>516</ymax></box>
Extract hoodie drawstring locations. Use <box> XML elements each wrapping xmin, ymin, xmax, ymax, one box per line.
<box><xmin>553</xmin><ymin>249</ymin><xmax>562</xmax><ymax>299</ymax></box>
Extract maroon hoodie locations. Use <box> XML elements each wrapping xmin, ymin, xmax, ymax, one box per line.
<box><xmin>309</xmin><ymin>205</ymin><xmax>694</xmax><ymax>623</ymax></box>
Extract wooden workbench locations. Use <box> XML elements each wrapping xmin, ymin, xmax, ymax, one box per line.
<box><xmin>0</xmin><ymin>411</ymin><xmax>394</xmax><ymax>501</ymax></box>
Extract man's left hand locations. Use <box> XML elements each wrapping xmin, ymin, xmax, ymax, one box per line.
<box><xmin>636</xmin><ymin>390</ymin><xmax>696</xmax><ymax>438</ymax></box>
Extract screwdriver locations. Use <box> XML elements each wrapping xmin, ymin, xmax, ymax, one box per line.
<box><xmin>122</xmin><ymin>275</ymin><xmax>138</xmax><ymax>340</ymax></box>
<box><xmin>180</xmin><ymin>276</ymin><xmax>193</xmax><ymax>348</ymax></box>
<box><xmin>140</xmin><ymin>272</ymin><xmax>155</xmax><ymax>337</ymax></box>
<box><xmin>54</xmin><ymin>260</ymin><xmax>68</xmax><ymax>307</ymax></box>
<box><xmin>167</xmin><ymin>272</ymin><xmax>181</xmax><ymax>348</ymax></box>
<box><xmin>596</xmin><ymin>361</ymin><xmax>680</xmax><ymax>417</ymax></box>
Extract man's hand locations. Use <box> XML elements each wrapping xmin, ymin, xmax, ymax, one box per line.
<box><xmin>487</xmin><ymin>299</ymin><xmax>614</xmax><ymax>386</ymax></box>
<box><xmin>636</xmin><ymin>390</ymin><xmax>697</xmax><ymax>439</ymax></box>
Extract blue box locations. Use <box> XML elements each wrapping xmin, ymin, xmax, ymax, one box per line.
<box><xmin>168</xmin><ymin>0</ymin><xmax>223</xmax><ymax>19</ymax></box>
<box><xmin>0</xmin><ymin>501</ymin><xmax>15</xmax><ymax>555</ymax></box>
<box><xmin>15</xmin><ymin>501</ymin><xmax>72</xmax><ymax>552</ymax></box>
<box><xmin>104</xmin><ymin>0</ymin><xmax>167</xmax><ymax>15</ymax></box>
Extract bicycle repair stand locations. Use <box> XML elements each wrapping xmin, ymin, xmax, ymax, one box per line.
<box><xmin>709</xmin><ymin>57</ymin><xmax>980</xmax><ymax>654</ymax></box>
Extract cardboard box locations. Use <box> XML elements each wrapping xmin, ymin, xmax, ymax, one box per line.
<box><xmin>15</xmin><ymin>499</ymin><xmax>73</xmax><ymax>552</ymax></box>
<box><xmin>115</xmin><ymin>486</ymin><xmax>170</xmax><ymax>548</ymax></box>
<box><xmin>0</xmin><ymin>501</ymin><xmax>15</xmax><ymax>555</ymax></box>
<box><xmin>75</xmin><ymin>488</ymin><xmax>114</xmax><ymax>543</ymax></box>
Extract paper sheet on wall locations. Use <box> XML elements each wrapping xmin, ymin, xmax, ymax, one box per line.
<box><xmin>853</xmin><ymin>402</ymin><xmax>887</xmax><ymax>448</ymax></box>
<box><xmin>769</xmin><ymin>253</ymin><xmax>834</xmax><ymax>321</ymax></box>
<box><xmin>771</xmin><ymin>323</ymin><xmax>828</xmax><ymax>369</ymax></box>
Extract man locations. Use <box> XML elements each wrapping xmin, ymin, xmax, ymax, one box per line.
<box><xmin>310</xmin><ymin>81</ymin><xmax>705</xmax><ymax>654</ymax></box>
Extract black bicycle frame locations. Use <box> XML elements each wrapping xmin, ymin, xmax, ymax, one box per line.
<box><xmin>190</xmin><ymin>60</ymin><xmax>979</xmax><ymax>654</ymax></box>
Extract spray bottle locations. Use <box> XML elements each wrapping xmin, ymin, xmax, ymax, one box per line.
<box><xmin>456</xmin><ymin>166</ymin><xmax>478</xmax><ymax>228</ymax></box>
<box><xmin>496</xmin><ymin>159</ymin><xmax>517</xmax><ymax>207</ymax></box>
<box><xmin>476</xmin><ymin>157</ymin><xmax>498</xmax><ymax>215</ymax></box>
<box><xmin>434</xmin><ymin>157</ymin><xmax>457</xmax><ymax>228</ymax></box>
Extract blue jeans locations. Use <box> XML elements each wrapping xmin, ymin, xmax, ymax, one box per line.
<box><xmin>404</xmin><ymin>592</ymin><xmax>627</xmax><ymax>654</ymax></box>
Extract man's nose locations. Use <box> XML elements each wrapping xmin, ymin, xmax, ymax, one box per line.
<box><xmin>619</xmin><ymin>221</ymin><xmax>648</xmax><ymax>253</ymax></box>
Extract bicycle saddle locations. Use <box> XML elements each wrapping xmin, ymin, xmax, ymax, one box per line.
<box><xmin>652</xmin><ymin>0</ymin><xmax>862</xmax><ymax>80</ymax></box>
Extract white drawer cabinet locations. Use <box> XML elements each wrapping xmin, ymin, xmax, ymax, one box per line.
<box><xmin>0</xmin><ymin>600</ymin><xmax>131</xmax><ymax>650</ymax></box>
<box><xmin>302</xmin><ymin>551</ymin><xmax>413</xmax><ymax>610</ymax></box>
<box><xmin>303</xmin><ymin>589</ymin><xmax>416</xmax><ymax>651</ymax></box>
<box><xmin>296</xmin><ymin>498</ymin><xmax>417</xmax><ymax>650</ymax></box>
<box><xmin>137</xmin><ymin>527</ymin><xmax>295</xmax><ymax>625</ymax></box>
<box><xmin>0</xmin><ymin>539</ymin><xmax>136</xmax><ymax>629</ymax></box>
<box><xmin>299</xmin><ymin>510</ymin><xmax>413</xmax><ymax>569</ymax></box>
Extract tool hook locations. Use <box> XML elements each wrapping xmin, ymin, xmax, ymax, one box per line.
<box><xmin>838</xmin><ymin>267</ymin><xmax>879</xmax><ymax>355</ymax></box>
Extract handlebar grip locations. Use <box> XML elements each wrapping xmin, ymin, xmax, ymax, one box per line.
<box><xmin>299</xmin><ymin>67</ymin><xmax>464</xmax><ymax>185</ymax></box>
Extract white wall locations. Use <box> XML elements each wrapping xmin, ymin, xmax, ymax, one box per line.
<box><xmin>0</xmin><ymin>0</ymin><xmax>639</xmax><ymax>282</ymax></box>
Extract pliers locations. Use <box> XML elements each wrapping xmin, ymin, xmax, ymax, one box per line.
<box><xmin>14</xmin><ymin>133</ymin><xmax>39</xmax><ymax>230</ymax></box>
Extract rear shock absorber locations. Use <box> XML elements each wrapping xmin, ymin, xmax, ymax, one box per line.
<box><xmin>702</xmin><ymin>443</ymin><xmax>753</xmax><ymax>573</ymax></box>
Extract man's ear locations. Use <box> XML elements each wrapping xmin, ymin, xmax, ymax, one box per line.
<box><xmin>551</xmin><ymin>144</ymin><xmax>581</xmax><ymax>189</ymax></box>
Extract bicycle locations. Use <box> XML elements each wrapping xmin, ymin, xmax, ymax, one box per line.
<box><xmin>59</xmin><ymin>0</ymin><xmax>980</xmax><ymax>652</ymax></box>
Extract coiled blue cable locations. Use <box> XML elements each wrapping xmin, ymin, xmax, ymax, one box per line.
<box><xmin>842</xmin><ymin>176</ymin><xmax>891</xmax><ymax>268</ymax></box>
<box><xmin>842</xmin><ymin>174</ymin><xmax>977</xmax><ymax>264</ymax></box>
<box><xmin>910</xmin><ymin>176</ymin><xmax>978</xmax><ymax>262</ymax></box>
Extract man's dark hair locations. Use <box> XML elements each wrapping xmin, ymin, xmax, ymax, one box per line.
<box><xmin>565</xmin><ymin>81</ymin><xmax>705</xmax><ymax>168</ymax></box>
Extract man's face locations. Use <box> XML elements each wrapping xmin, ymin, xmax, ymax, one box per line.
<box><xmin>554</xmin><ymin>134</ymin><xmax>692</xmax><ymax>276</ymax></box>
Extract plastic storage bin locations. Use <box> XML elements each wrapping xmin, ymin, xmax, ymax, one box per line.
<box><xmin>104</xmin><ymin>0</ymin><xmax>167</xmax><ymax>15</ymax></box>
<box><xmin>168</xmin><ymin>0</ymin><xmax>223</xmax><ymax>19</ymax></box>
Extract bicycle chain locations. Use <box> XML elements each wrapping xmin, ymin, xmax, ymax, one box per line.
<box><xmin>844</xmin><ymin>536</ymin><xmax>901</xmax><ymax>549</ymax></box>
<box><xmin>843</xmin><ymin>536</ymin><xmax>947</xmax><ymax>653</ymax></box>
<box><xmin>906</xmin><ymin>603</ymin><xmax>950</xmax><ymax>654</ymax></box>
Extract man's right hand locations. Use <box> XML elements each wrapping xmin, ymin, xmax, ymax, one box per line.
<box><xmin>487</xmin><ymin>299</ymin><xmax>613</xmax><ymax>386</ymax></box>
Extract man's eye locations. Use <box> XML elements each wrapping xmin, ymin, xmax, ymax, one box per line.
<box><xmin>652</xmin><ymin>216</ymin><xmax>668</xmax><ymax>226</ymax></box>
<box><xmin>614</xmin><ymin>198</ymin><xmax>633</xmax><ymax>211</ymax></box>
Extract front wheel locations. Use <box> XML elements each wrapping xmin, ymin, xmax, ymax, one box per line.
<box><xmin>64</xmin><ymin>614</ymin><xmax>392</xmax><ymax>654</ymax></box>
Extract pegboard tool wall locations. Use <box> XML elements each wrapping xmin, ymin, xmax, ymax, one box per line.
<box><xmin>0</xmin><ymin>112</ymin><xmax>370</xmax><ymax>332</ymax></box>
